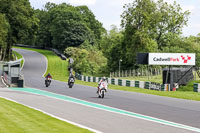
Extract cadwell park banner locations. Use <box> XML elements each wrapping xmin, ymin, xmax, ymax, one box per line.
<box><xmin>149</xmin><ymin>53</ymin><xmax>195</xmax><ymax>65</ymax></box>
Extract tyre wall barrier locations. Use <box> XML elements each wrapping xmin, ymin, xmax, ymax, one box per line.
<box><xmin>194</xmin><ymin>83</ymin><xmax>200</xmax><ymax>92</ymax></box>
<box><xmin>75</xmin><ymin>73</ymin><xmax>171</xmax><ymax>91</ymax></box>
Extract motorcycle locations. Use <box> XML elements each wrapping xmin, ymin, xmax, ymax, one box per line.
<box><xmin>45</xmin><ymin>78</ymin><xmax>51</xmax><ymax>87</ymax></box>
<box><xmin>68</xmin><ymin>77</ymin><xmax>75</xmax><ymax>88</ymax></box>
<box><xmin>98</xmin><ymin>82</ymin><xmax>107</xmax><ymax>98</ymax></box>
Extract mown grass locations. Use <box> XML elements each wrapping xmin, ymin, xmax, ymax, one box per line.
<box><xmin>0</xmin><ymin>98</ymin><xmax>92</xmax><ymax>133</ymax></box>
<box><xmin>14</xmin><ymin>46</ymin><xmax>200</xmax><ymax>101</ymax></box>
<box><xmin>13</xmin><ymin>46</ymin><xmax>69</xmax><ymax>82</ymax></box>
<box><xmin>119</xmin><ymin>75</ymin><xmax>163</xmax><ymax>83</ymax></box>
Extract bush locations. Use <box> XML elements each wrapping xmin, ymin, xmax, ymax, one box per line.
<box><xmin>178</xmin><ymin>80</ymin><xmax>200</xmax><ymax>91</ymax></box>
<box><xmin>64</xmin><ymin>46</ymin><xmax>107</xmax><ymax>76</ymax></box>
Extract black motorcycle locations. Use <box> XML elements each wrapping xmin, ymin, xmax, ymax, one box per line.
<box><xmin>68</xmin><ymin>77</ymin><xmax>74</xmax><ymax>88</ymax></box>
<box><xmin>45</xmin><ymin>78</ymin><xmax>51</xmax><ymax>87</ymax></box>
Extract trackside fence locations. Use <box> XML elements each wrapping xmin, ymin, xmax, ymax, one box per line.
<box><xmin>75</xmin><ymin>73</ymin><xmax>172</xmax><ymax>91</ymax></box>
<box><xmin>194</xmin><ymin>83</ymin><xmax>200</xmax><ymax>92</ymax></box>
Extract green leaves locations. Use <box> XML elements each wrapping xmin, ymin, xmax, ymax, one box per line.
<box><xmin>0</xmin><ymin>0</ymin><xmax>38</xmax><ymax>60</ymax></box>
<box><xmin>64</xmin><ymin>47</ymin><xmax>107</xmax><ymax>76</ymax></box>
<box><xmin>120</xmin><ymin>0</ymin><xmax>190</xmax><ymax>67</ymax></box>
<box><xmin>0</xmin><ymin>13</ymin><xmax>10</xmax><ymax>60</ymax></box>
<box><xmin>35</xmin><ymin>3</ymin><xmax>104</xmax><ymax>52</ymax></box>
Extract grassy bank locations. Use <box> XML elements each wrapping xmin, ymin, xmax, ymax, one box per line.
<box><xmin>13</xmin><ymin>51</ymin><xmax>24</xmax><ymax>67</ymax></box>
<box><xmin>14</xmin><ymin>46</ymin><xmax>200</xmax><ymax>101</ymax></box>
<box><xmin>13</xmin><ymin>46</ymin><xmax>69</xmax><ymax>82</ymax></box>
<box><xmin>0</xmin><ymin>98</ymin><xmax>92</xmax><ymax>133</ymax></box>
<box><xmin>119</xmin><ymin>75</ymin><xmax>163</xmax><ymax>83</ymax></box>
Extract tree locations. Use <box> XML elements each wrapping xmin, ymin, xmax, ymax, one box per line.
<box><xmin>155</xmin><ymin>0</ymin><xmax>190</xmax><ymax>49</ymax></box>
<box><xmin>76</xmin><ymin>6</ymin><xmax>105</xmax><ymax>41</ymax></box>
<box><xmin>34</xmin><ymin>9</ymin><xmax>52</xmax><ymax>48</ymax></box>
<box><xmin>49</xmin><ymin>3</ymin><xmax>94</xmax><ymax>50</ymax></box>
<box><xmin>34</xmin><ymin>3</ymin><xmax>104</xmax><ymax>51</ymax></box>
<box><xmin>100</xmin><ymin>25</ymin><xmax>124</xmax><ymax>71</ymax></box>
<box><xmin>120</xmin><ymin>0</ymin><xmax>190</xmax><ymax>67</ymax></box>
<box><xmin>0</xmin><ymin>0</ymin><xmax>38</xmax><ymax>60</ymax></box>
<box><xmin>0</xmin><ymin>13</ymin><xmax>10</xmax><ymax>60</ymax></box>
<box><xmin>64</xmin><ymin>46</ymin><xmax>107</xmax><ymax>76</ymax></box>
<box><xmin>34</xmin><ymin>2</ymin><xmax>57</xmax><ymax>48</ymax></box>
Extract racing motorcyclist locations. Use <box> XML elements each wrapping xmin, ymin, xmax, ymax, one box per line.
<box><xmin>97</xmin><ymin>77</ymin><xmax>107</xmax><ymax>93</ymax></box>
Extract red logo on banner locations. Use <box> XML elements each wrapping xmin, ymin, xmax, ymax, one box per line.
<box><xmin>181</xmin><ymin>55</ymin><xmax>191</xmax><ymax>63</ymax></box>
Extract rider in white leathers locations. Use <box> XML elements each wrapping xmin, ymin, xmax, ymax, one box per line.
<box><xmin>97</xmin><ymin>77</ymin><xmax>108</xmax><ymax>93</ymax></box>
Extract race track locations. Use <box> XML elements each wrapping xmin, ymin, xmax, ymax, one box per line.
<box><xmin>11</xmin><ymin>48</ymin><xmax>200</xmax><ymax>132</ymax></box>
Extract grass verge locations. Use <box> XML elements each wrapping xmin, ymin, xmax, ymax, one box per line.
<box><xmin>0</xmin><ymin>98</ymin><xmax>92</xmax><ymax>133</ymax></box>
<box><xmin>13</xmin><ymin>46</ymin><xmax>69</xmax><ymax>82</ymax></box>
<box><xmin>6</xmin><ymin>47</ymin><xmax>92</xmax><ymax>133</ymax></box>
<box><xmin>119</xmin><ymin>76</ymin><xmax>163</xmax><ymax>83</ymax></box>
<box><xmin>76</xmin><ymin>80</ymin><xmax>200</xmax><ymax>101</ymax></box>
<box><xmin>14</xmin><ymin>46</ymin><xmax>200</xmax><ymax>101</ymax></box>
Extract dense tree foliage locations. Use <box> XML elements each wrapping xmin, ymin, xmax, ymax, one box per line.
<box><xmin>0</xmin><ymin>13</ymin><xmax>10</xmax><ymax>60</ymax></box>
<box><xmin>100</xmin><ymin>25</ymin><xmax>124</xmax><ymax>72</ymax></box>
<box><xmin>35</xmin><ymin>3</ymin><xmax>105</xmax><ymax>51</ymax></box>
<box><xmin>118</xmin><ymin>0</ymin><xmax>190</xmax><ymax>69</ymax></box>
<box><xmin>64</xmin><ymin>44</ymin><xmax>107</xmax><ymax>76</ymax></box>
<box><xmin>0</xmin><ymin>0</ymin><xmax>38</xmax><ymax>60</ymax></box>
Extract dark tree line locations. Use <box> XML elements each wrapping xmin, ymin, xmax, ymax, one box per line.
<box><xmin>0</xmin><ymin>1</ymin><xmax>105</xmax><ymax>60</ymax></box>
<box><xmin>34</xmin><ymin>2</ymin><xmax>105</xmax><ymax>51</ymax></box>
<box><xmin>1</xmin><ymin>0</ymin><xmax>200</xmax><ymax>76</ymax></box>
<box><xmin>0</xmin><ymin>0</ymin><xmax>37</xmax><ymax>60</ymax></box>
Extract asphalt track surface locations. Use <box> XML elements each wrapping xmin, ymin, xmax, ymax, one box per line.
<box><xmin>10</xmin><ymin>48</ymin><xmax>200</xmax><ymax>132</ymax></box>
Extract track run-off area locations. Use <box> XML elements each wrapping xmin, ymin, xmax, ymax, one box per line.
<box><xmin>1</xmin><ymin>48</ymin><xmax>200</xmax><ymax>133</ymax></box>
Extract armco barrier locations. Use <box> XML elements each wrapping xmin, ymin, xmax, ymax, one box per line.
<box><xmin>75</xmin><ymin>73</ymin><xmax>172</xmax><ymax>91</ymax></box>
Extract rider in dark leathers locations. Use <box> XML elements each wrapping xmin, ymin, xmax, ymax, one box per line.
<box><xmin>68</xmin><ymin>73</ymin><xmax>75</xmax><ymax>85</ymax></box>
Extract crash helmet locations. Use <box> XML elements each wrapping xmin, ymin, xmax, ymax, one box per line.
<box><xmin>102</xmin><ymin>77</ymin><xmax>106</xmax><ymax>81</ymax></box>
